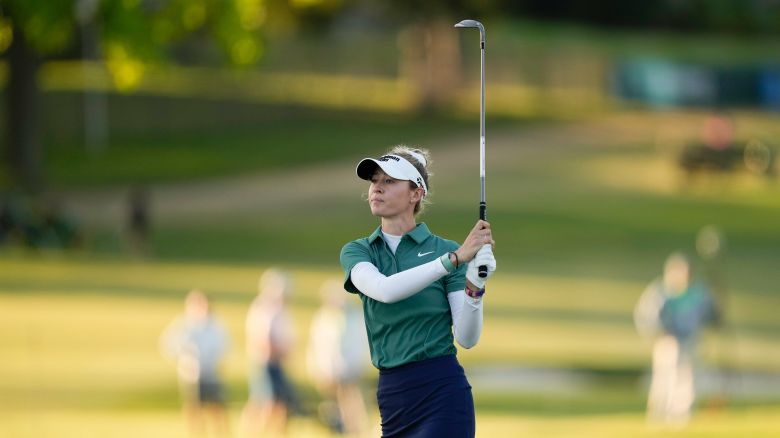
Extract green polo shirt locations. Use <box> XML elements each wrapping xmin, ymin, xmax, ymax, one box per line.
<box><xmin>339</xmin><ymin>223</ymin><xmax>467</xmax><ymax>369</ymax></box>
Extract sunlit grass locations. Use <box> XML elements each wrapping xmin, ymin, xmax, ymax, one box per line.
<box><xmin>2</xmin><ymin>257</ymin><xmax>779</xmax><ymax>390</ymax></box>
<box><xmin>477</xmin><ymin>407</ymin><xmax>780</xmax><ymax>437</ymax></box>
<box><xmin>2</xmin><ymin>403</ymin><xmax>779</xmax><ymax>437</ymax></box>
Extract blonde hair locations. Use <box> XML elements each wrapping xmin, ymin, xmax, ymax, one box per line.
<box><xmin>388</xmin><ymin>145</ymin><xmax>432</xmax><ymax>215</ymax></box>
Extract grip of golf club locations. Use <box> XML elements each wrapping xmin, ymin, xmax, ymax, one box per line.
<box><xmin>479</xmin><ymin>203</ymin><xmax>488</xmax><ymax>278</ymax></box>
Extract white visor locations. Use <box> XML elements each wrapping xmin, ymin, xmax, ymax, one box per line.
<box><xmin>356</xmin><ymin>154</ymin><xmax>428</xmax><ymax>198</ymax></box>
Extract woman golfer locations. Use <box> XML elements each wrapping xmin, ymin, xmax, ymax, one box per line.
<box><xmin>340</xmin><ymin>145</ymin><xmax>496</xmax><ymax>437</ymax></box>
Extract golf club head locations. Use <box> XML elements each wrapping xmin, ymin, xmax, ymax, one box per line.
<box><xmin>454</xmin><ymin>19</ymin><xmax>485</xmax><ymax>42</ymax></box>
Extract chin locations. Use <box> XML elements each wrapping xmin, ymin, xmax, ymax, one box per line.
<box><xmin>371</xmin><ymin>207</ymin><xmax>397</xmax><ymax>218</ymax></box>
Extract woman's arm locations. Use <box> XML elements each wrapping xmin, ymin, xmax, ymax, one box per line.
<box><xmin>449</xmin><ymin>244</ymin><xmax>494</xmax><ymax>348</ymax></box>
<box><xmin>448</xmin><ymin>292</ymin><xmax>483</xmax><ymax>349</ymax></box>
<box><xmin>634</xmin><ymin>282</ymin><xmax>664</xmax><ymax>339</ymax></box>
<box><xmin>350</xmin><ymin>259</ymin><xmax>449</xmax><ymax>304</ymax></box>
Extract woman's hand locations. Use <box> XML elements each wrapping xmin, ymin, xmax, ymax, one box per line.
<box><xmin>455</xmin><ymin>220</ymin><xmax>494</xmax><ymax>264</ymax></box>
<box><xmin>467</xmin><ymin>246</ymin><xmax>496</xmax><ymax>289</ymax></box>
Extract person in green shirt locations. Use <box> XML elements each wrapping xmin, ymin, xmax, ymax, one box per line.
<box><xmin>634</xmin><ymin>252</ymin><xmax>720</xmax><ymax>425</ymax></box>
<box><xmin>340</xmin><ymin>145</ymin><xmax>497</xmax><ymax>437</ymax></box>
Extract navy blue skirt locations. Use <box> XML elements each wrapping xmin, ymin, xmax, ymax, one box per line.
<box><xmin>377</xmin><ymin>354</ymin><xmax>475</xmax><ymax>438</ymax></box>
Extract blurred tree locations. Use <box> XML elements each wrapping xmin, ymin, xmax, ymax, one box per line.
<box><xmin>377</xmin><ymin>0</ymin><xmax>493</xmax><ymax>112</ymax></box>
<box><xmin>498</xmin><ymin>0</ymin><xmax>780</xmax><ymax>34</ymax></box>
<box><xmin>286</xmin><ymin>0</ymin><xmax>345</xmax><ymax>32</ymax></box>
<box><xmin>257</xmin><ymin>0</ymin><xmax>493</xmax><ymax>112</ymax></box>
<box><xmin>0</xmin><ymin>0</ymin><xmax>265</xmax><ymax>192</ymax></box>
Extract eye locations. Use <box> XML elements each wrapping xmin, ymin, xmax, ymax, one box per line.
<box><xmin>385</xmin><ymin>178</ymin><xmax>394</xmax><ymax>184</ymax></box>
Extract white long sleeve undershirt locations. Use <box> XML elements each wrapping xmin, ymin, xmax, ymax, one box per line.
<box><xmin>350</xmin><ymin>261</ymin><xmax>483</xmax><ymax>348</ymax></box>
<box><xmin>448</xmin><ymin>291</ymin><xmax>483</xmax><ymax>349</ymax></box>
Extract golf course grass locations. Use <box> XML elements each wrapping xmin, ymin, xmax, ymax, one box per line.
<box><xmin>2</xmin><ymin>87</ymin><xmax>779</xmax><ymax>436</ymax></box>
<box><xmin>1</xmin><ymin>255</ymin><xmax>779</xmax><ymax>437</ymax></box>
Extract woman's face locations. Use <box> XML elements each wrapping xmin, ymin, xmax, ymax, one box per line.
<box><xmin>663</xmin><ymin>259</ymin><xmax>690</xmax><ymax>295</ymax></box>
<box><xmin>368</xmin><ymin>169</ymin><xmax>420</xmax><ymax>218</ymax></box>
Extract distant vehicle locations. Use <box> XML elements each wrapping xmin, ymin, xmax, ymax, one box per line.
<box><xmin>679</xmin><ymin>139</ymin><xmax>775</xmax><ymax>178</ymax></box>
<box><xmin>679</xmin><ymin>114</ymin><xmax>775</xmax><ymax>179</ymax></box>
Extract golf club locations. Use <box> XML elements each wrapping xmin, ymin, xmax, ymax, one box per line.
<box><xmin>455</xmin><ymin>19</ymin><xmax>488</xmax><ymax>278</ymax></box>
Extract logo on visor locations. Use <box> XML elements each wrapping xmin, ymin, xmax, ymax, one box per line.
<box><xmin>378</xmin><ymin>155</ymin><xmax>400</xmax><ymax>162</ymax></box>
<box><xmin>417</xmin><ymin>177</ymin><xmax>424</xmax><ymax>189</ymax></box>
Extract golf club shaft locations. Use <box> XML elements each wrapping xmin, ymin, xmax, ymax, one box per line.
<box><xmin>478</xmin><ymin>25</ymin><xmax>488</xmax><ymax>279</ymax></box>
<box><xmin>455</xmin><ymin>19</ymin><xmax>489</xmax><ymax>279</ymax></box>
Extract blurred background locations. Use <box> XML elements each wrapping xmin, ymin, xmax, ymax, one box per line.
<box><xmin>1</xmin><ymin>0</ymin><xmax>779</xmax><ymax>436</ymax></box>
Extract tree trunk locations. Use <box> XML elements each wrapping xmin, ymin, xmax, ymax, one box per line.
<box><xmin>398</xmin><ymin>18</ymin><xmax>462</xmax><ymax>114</ymax></box>
<box><xmin>6</xmin><ymin>27</ymin><xmax>42</xmax><ymax>192</ymax></box>
<box><xmin>81</xmin><ymin>20</ymin><xmax>108</xmax><ymax>155</ymax></box>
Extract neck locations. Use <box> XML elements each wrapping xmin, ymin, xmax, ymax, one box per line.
<box><xmin>381</xmin><ymin>215</ymin><xmax>416</xmax><ymax>236</ymax></box>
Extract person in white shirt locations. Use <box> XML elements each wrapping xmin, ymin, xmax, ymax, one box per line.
<box><xmin>240</xmin><ymin>268</ymin><xmax>300</xmax><ymax>436</ymax></box>
<box><xmin>307</xmin><ymin>278</ymin><xmax>370</xmax><ymax>436</ymax></box>
<box><xmin>160</xmin><ymin>289</ymin><xmax>230</xmax><ymax>437</ymax></box>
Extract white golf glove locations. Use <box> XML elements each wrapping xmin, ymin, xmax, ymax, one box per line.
<box><xmin>466</xmin><ymin>245</ymin><xmax>496</xmax><ymax>290</ymax></box>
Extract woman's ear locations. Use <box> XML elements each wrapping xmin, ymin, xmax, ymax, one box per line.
<box><xmin>410</xmin><ymin>187</ymin><xmax>423</xmax><ymax>203</ymax></box>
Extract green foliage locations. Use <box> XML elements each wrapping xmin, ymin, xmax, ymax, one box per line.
<box><xmin>495</xmin><ymin>0</ymin><xmax>780</xmax><ymax>35</ymax></box>
<box><xmin>1</xmin><ymin>0</ymin><xmax>75</xmax><ymax>53</ymax></box>
<box><xmin>0</xmin><ymin>0</ymin><xmax>266</xmax><ymax>85</ymax></box>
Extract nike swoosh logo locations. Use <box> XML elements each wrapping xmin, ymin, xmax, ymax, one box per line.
<box><xmin>418</xmin><ymin>251</ymin><xmax>434</xmax><ymax>257</ymax></box>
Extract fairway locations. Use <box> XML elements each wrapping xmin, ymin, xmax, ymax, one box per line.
<box><xmin>3</xmin><ymin>109</ymin><xmax>780</xmax><ymax>436</ymax></box>
<box><xmin>1</xmin><ymin>254</ymin><xmax>779</xmax><ymax>437</ymax></box>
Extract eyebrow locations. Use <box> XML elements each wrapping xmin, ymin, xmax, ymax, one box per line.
<box><xmin>372</xmin><ymin>169</ymin><xmax>390</xmax><ymax>179</ymax></box>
